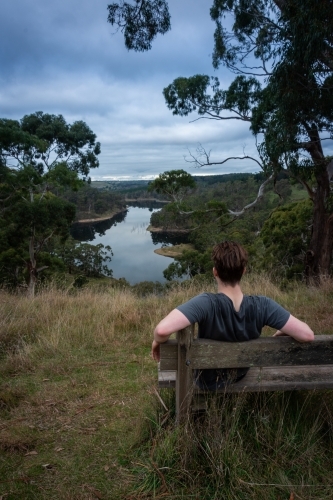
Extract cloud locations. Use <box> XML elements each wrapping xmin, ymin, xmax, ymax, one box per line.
<box><xmin>0</xmin><ymin>0</ymin><xmax>259</xmax><ymax>179</ymax></box>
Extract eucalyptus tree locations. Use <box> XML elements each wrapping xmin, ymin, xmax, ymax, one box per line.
<box><xmin>0</xmin><ymin>112</ymin><xmax>101</xmax><ymax>295</ymax></box>
<box><xmin>148</xmin><ymin>169</ymin><xmax>196</xmax><ymax>203</ymax></box>
<box><xmin>108</xmin><ymin>0</ymin><xmax>333</xmax><ymax>281</ymax></box>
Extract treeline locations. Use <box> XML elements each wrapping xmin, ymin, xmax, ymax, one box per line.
<box><xmin>60</xmin><ymin>184</ymin><xmax>125</xmax><ymax>220</ymax></box>
<box><xmin>92</xmin><ymin>179</ymin><xmax>165</xmax><ymax>201</ymax></box>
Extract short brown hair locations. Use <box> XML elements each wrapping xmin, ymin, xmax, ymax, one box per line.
<box><xmin>212</xmin><ymin>241</ymin><xmax>248</xmax><ymax>285</ymax></box>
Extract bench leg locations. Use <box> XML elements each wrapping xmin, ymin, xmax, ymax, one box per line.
<box><xmin>176</xmin><ymin>326</ymin><xmax>194</xmax><ymax>423</ymax></box>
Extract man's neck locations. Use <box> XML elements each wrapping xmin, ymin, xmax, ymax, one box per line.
<box><xmin>216</xmin><ymin>280</ymin><xmax>243</xmax><ymax>312</ymax></box>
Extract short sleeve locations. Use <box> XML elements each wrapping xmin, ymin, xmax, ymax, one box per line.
<box><xmin>176</xmin><ymin>293</ymin><xmax>211</xmax><ymax>324</ymax></box>
<box><xmin>262</xmin><ymin>297</ymin><xmax>290</xmax><ymax>330</ymax></box>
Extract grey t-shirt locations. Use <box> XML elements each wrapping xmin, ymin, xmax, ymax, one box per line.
<box><xmin>177</xmin><ymin>293</ymin><xmax>290</xmax><ymax>390</ymax></box>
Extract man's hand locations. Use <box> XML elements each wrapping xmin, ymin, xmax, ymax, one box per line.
<box><xmin>152</xmin><ymin>308</ymin><xmax>191</xmax><ymax>362</ymax></box>
<box><xmin>152</xmin><ymin>340</ymin><xmax>161</xmax><ymax>362</ymax></box>
<box><xmin>273</xmin><ymin>330</ymin><xmax>288</xmax><ymax>337</ymax></box>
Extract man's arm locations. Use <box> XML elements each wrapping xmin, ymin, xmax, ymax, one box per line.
<box><xmin>152</xmin><ymin>309</ymin><xmax>191</xmax><ymax>362</ymax></box>
<box><xmin>273</xmin><ymin>314</ymin><xmax>314</xmax><ymax>342</ymax></box>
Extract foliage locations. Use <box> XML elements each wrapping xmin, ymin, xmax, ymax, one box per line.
<box><xmin>150</xmin><ymin>202</ymin><xmax>195</xmax><ymax>230</ymax></box>
<box><xmin>60</xmin><ymin>184</ymin><xmax>125</xmax><ymax>220</ymax></box>
<box><xmin>148</xmin><ymin>169</ymin><xmax>196</xmax><ymax>203</ymax></box>
<box><xmin>0</xmin><ymin>112</ymin><xmax>100</xmax><ymax>180</ymax></box>
<box><xmin>107</xmin><ymin>0</ymin><xmax>171</xmax><ymax>51</ymax></box>
<box><xmin>0</xmin><ymin>167</ymin><xmax>76</xmax><ymax>289</ymax></box>
<box><xmin>151</xmin><ymin>175</ymin><xmax>301</xmax><ymax>280</ymax></box>
<box><xmin>163</xmin><ymin>74</ymin><xmax>261</xmax><ymax>124</ymax></box>
<box><xmin>54</xmin><ymin>237</ymin><xmax>113</xmax><ymax>278</ymax></box>
<box><xmin>106</xmin><ymin>1</ymin><xmax>333</xmax><ymax>283</ymax></box>
<box><xmin>0</xmin><ymin>112</ymin><xmax>101</xmax><ymax>294</ymax></box>
<box><xmin>260</xmin><ymin>199</ymin><xmax>313</xmax><ymax>279</ymax></box>
<box><xmin>163</xmin><ymin>249</ymin><xmax>212</xmax><ymax>281</ymax></box>
<box><xmin>111</xmin><ymin>0</ymin><xmax>333</xmax><ymax>279</ymax></box>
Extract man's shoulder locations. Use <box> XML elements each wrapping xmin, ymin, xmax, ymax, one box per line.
<box><xmin>243</xmin><ymin>294</ymin><xmax>271</xmax><ymax>304</ymax></box>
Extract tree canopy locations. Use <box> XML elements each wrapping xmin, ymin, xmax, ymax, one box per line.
<box><xmin>148</xmin><ymin>169</ymin><xmax>196</xmax><ymax>203</ymax></box>
<box><xmin>107</xmin><ymin>0</ymin><xmax>171</xmax><ymax>51</ymax></box>
<box><xmin>111</xmin><ymin>0</ymin><xmax>333</xmax><ymax>281</ymax></box>
<box><xmin>0</xmin><ymin>112</ymin><xmax>101</xmax><ymax>295</ymax></box>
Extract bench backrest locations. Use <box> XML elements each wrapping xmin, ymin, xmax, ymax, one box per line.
<box><xmin>160</xmin><ymin>333</ymin><xmax>333</xmax><ymax>370</ymax></box>
<box><xmin>159</xmin><ymin>327</ymin><xmax>333</xmax><ymax>423</ymax></box>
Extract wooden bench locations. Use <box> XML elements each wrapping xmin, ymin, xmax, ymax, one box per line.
<box><xmin>158</xmin><ymin>326</ymin><xmax>333</xmax><ymax>422</ymax></box>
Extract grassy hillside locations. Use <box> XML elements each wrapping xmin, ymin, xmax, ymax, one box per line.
<box><xmin>1</xmin><ymin>276</ymin><xmax>333</xmax><ymax>498</ymax></box>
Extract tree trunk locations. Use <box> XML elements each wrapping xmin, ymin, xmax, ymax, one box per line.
<box><xmin>305</xmin><ymin>167</ymin><xmax>333</xmax><ymax>283</ymax></box>
<box><xmin>302</xmin><ymin>123</ymin><xmax>333</xmax><ymax>283</ymax></box>
<box><xmin>27</xmin><ymin>233</ymin><xmax>37</xmax><ymax>298</ymax></box>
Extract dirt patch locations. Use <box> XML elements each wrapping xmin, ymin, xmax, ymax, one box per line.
<box><xmin>154</xmin><ymin>244</ymin><xmax>195</xmax><ymax>258</ymax></box>
<box><xmin>76</xmin><ymin>208</ymin><xmax>127</xmax><ymax>224</ymax></box>
<box><xmin>147</xmin><ymin>225</ymin><xmax>190</xmax><ymax>233</ymax></box>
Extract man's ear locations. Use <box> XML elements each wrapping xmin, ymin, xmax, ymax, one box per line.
<box><xmin>213</xmin><ymin>267</ymin><xmax>218</xmax><ymax>277</ymax></box>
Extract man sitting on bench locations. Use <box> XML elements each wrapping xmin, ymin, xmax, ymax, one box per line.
<box><xmin>152</xmin><ymin>241</ymin><xmax>314</xmax><ymax>391</ymax></box>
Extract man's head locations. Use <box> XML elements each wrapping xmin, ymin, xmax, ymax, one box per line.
<box><xmin>212</xmin><ymin>241</ymin><xmax>248</xmax><ymax>285</ymax></box>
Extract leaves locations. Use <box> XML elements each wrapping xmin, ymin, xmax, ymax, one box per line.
<box><xmin>148</xmin><ymin>170</ymin><xmax>196</xmax><ymax>203</ymax></box>
<box><xmin>0</xmin><ymin>112</ymin><xmax>101</xmax><ymax>292</ymax></box>
<box><xmin>107</xmin><ymin>0</ymin><xmax>171</xmax><ymax>51</ymax></box>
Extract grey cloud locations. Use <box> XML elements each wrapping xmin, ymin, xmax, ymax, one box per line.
<box><xmin>1</xmin><ymin>0</ymin><xmax>216</xmax><ymax>81</ymax></box>
<box><xmin>1</xmin><ymin>0</ymin><xmax>259</xmax><ymax>179</ymax></box>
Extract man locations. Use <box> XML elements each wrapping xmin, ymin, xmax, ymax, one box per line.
<box><xmin>152</xmin><ymin>241</ymin><xmax>314</xmax><ymax>390</ymax></box>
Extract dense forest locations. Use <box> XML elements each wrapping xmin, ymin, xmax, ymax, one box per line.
<box><xmin>147</xmin><ymin>170</ymin><xmax>310</xmax><ymax>283</ymax></box>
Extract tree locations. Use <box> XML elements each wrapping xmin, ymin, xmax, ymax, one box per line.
<box><xmin>148</xmin><ymin>169</ymin><xmax>196</xmax><ymax>203</ymax></box>
<box><xmin>54</xmin><ymin>237</ymin><xmax>113</xmax><ymax>278</ymax></box>
<box><xmin>163</xmin><ymin>249</ymin><xmax>212</xmax><ymax>281</ymax></box>
<box><xmin>260</xmin><ymin>199</ymin><xmax>313</xmax><ymax>279</ymax></box>
<box><xmin>148</xmin><ymin>169</ymin><xmax>232</xmax><ymax>234</ymax></box>
<box><xmin>0</xmin><ymin>112</ymin><xmax>101</xmax><ymax>295</ymax></box>
<box><xmin>110</xmin><ymin>0</ymin><xmax>333</xmax><ymax>282</ymax></box>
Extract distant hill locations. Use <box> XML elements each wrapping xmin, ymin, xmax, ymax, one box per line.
<box><xmin>92</xmin><ymin>173</ymin><xmax>267</xmax><ymax>192</ymax></box>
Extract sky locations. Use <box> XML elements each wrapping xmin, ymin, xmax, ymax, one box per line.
<box><xmin>0</xmin><ymin>0</ymin><xmax>260</xmax><ymax>180</ymax></box>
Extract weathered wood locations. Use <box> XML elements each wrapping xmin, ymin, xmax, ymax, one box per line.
<box><xmin>159</xmin><ymin>340</ymin><xmax>178</xmax><ymax>370</ymax></box>
<box><xmin>158</xmin><ymin>369</ymin><xmax>177</xmax><ymax>388</ymax></box>
<box><xmin>158</xmin><ymin>332</ymin><xmax>333</xmax><ymax>420</ymax></box>
<box><xmin>176</xmin><ymin>325</ymin><xmax>194</xmax><ymax>422</ymax></box>
<box><xmin>159</xmin><ymin>365</ymin><xmax>333</xmax><ymax>392</ymax></box>
<box><xmin>160</xmin><ymin>335</ymin><xmax>333</xmax><ymax>370</ymax></box>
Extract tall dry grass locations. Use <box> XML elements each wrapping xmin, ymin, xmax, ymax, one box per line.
<box><xmin>1</xmin><ymin>272</ymin><xmax>331</xmax><ymax>362</ymax></box>
<box><xmin>0</xmin><ymin>274</ymin><xmax>333</xmax><ymax>498</ymax></box>
<box><xmin>134</xmin><ymin>390</ymin><xmax>333</xmax><ymax>499</ymax></box>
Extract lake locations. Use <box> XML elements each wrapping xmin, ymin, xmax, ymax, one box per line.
<box><xmin>70</xmin><ymin>202</ymin><xmax>188</xmax><ymax>284</ymax></box>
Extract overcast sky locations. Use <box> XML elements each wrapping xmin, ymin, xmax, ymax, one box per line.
<box><xmin>1</xmin><ymin>0</ymin><xmax>261</xmax><ymax>180</ymax></box>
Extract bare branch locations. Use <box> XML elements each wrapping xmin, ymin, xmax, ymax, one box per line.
<box><xmin>189</xmin><ymin>115</ymin><xmax>250</xmax><ymax>123</ymax></box>
<box><xmin>228</xmin><ymin>174</ymin><xmax>273</xmax><ymax>216</ymax></box>
<box><xmin>185</xmin><ymin>144</ymin><xmax>264</xmax><ymax>170</ymax></box>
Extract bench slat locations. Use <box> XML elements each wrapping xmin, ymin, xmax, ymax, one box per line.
<box><xmin>159</xmin><ymin>365</ymin><xmax>333</xmax><ymax>392</ymax></box>
<box><xmin>160</xmin><ymin>335</ymin><xmax>333</xmax><ymax>370</ymax></box>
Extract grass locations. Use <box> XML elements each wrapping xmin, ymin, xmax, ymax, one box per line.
<box><xmin>0</xmin><ymin>275</ymin><xmax>333</xmax><ymax>498</ymax></box>
<box><xmin>134</xmin><ymin>390</ymin><xmax>333</xmax><ymax>499</ymax></box>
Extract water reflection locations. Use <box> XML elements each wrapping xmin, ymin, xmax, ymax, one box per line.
<box><xmin>127</xmin><ymin>200</ymin><xmax>168</xmax><ymax>210</ymax></box>
<box><xmin>150</xmin><ymin>231</ymin><xmax>188</xmax><ymax>247</ymax></box>
<box><xmin>70</xmin><ymin>205</ymin><xmax>188</xmax><ymax>284</ymax></box>
<box><xmin>71</xmin><ymin>210</ymin><xmax>127</xmax><ymax>241</ymax></box>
